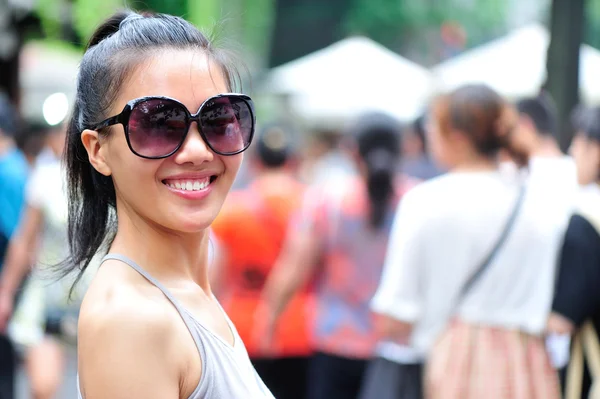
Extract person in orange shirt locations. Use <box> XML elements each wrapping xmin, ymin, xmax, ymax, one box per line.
<box><xmin>211</xmin><ymin>124</ymin><xmax>313</xmax><ymax>399</ymax></box>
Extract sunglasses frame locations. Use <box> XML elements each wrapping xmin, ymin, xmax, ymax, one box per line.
<box><xmin>92</xmin><ymin>93</ymin><xmax>256</xmax><ymax>159</ymax></box>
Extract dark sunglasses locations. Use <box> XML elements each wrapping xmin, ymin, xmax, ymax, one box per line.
<box><xmin>92</xmin><ymin>93</ymin><xmax>255</xmax><ymax>159</ymax></box>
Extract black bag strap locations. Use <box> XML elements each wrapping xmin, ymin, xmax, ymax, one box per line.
<box><xmin>457</xmin><ymin>183</ymin><xmax>527</xmax><ymax>301</ymax></box>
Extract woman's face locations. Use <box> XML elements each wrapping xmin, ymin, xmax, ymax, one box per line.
<box><xmin>570</xmin><ymin>132</ymin><xmax>600</xmax><ymax>186</ymax></box>
<box><xmin>90</xmin><ymin>49</ymin><xmax>243</xmax><ymax>233</ymax></box>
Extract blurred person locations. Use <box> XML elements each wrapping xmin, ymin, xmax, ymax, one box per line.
<box><xmin>0</xmin><ymin>93</ymin><xmax>28</xmax><ymax>399</ymax></box>
<box><xmin>372</xmin><ymin>84</ymin><xmax>574</xmax><ymax>399</ymax></box>
<box><xmin>515</xmin><ymin>93</ymin><xmax>563</xmax><ymax>157</ymax></box>
<box><xmin>14</xmin><ymin>123</ymin><xmax>50</xmax><ymax>166</ymax></box>
<box><xmin>297</xmin><ymin>129</ymin><xmax>355</xmax><ymax>185</ymax></box>
<box><xmin>36</xmin><ymin>10</ymin><xmax>272</xmax><ymax>399</ymax></box>
<box><xmin>257</xmin><ymin>112</ymin><xmax>411</xmax><ymax>399</ymax></box>
<box><xmin>0</xmin><ymin>124</ymin><xmax>73</xmax><ymax>399</ymax></box>
<box><xmin>514</xmin><ymin>94</ymin><xmax>580</xmax><ymax>369</ymax></box>
<box><xmin>400</xmin><ymin>115</ymin><xmax>444</xmax><ymax>180</ymax></box>
<box><xmin>211</xmin><ymin>123</ymin><xmax>312</xmax><ymax>399</ymax></box>
<box><xmin>548</xmin><ymin>105</ymin><xmax>600</xmax><ymax>398</ymax></box>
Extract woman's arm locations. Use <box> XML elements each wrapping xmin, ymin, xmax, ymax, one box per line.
<box><xmin>0</xmin><ymin>205</ymin><xmax>44</xmax><ymax>331</ymax></box>
<box><xmin>371</xmin><ymin>191</ymin><xmax>425</xmax><ymax>342</ymax></box>
<box><xmin>254</xmin><ymin>213</ymin><xmax>322</xmax><ymax>354</ymax></box>
<box><xmin>264</xmin><ymin>224</ymin><xmax>320</xmax><ymax>318</ymax></box>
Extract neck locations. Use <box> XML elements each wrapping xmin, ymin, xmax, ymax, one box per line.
<box><xmin>452</xmin><ymin>152</ymin><xmax>497</xmax><ymax>172</ymax></box>
<box><xmin>0</xmin><ymin>136</ymin><xmax>14</xmax><ymax>156</ymax></box>
<box><xmin>534</xmin><ymin>136</ymin><xmax>563</xmax><ymax>157</ymax></box>
<box><xmin>109</xmin><ymin>203</ymin><xmax>212</xmax><ymax>293</ymax></box>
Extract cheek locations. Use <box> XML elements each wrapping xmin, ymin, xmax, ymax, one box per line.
<box><xmin>221</xmin><ymin>153</ymin><xmax>243</xmax><ymax>182</ymax></box>
<box><xmin>106</xmin><ymin>139</ymin><xmax>161</xmax><ymax>206</ymax></box>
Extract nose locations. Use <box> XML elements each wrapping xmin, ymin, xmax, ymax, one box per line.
<box><xmin>172</xmin><ymin>122</ymin><xmax>214</xmax><ymax>165</ymax></box>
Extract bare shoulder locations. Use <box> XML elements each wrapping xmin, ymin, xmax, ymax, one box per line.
<box><xmin>79</xmin><ymin>279</ymin><xmax>175</xmax><ymax>348</ymax></box>
<box><xmin>77</xmin><ymin>261</ymin><xmax>184</xmax><ymax>399</ymax></box>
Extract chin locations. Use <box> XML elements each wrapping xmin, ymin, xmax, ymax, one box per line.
<box><xmin>166</xmin><ymin>208</ymin><xmax>220</xmax><ymax>234</ymax></box>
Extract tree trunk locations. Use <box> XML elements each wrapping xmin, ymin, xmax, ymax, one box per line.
<box><xmin>545</xmin><ymin>0</ymin><xmax>585</xmax><ymax>152</ymax></box>
<box><xmin>268</xmin><ymin>0</ymin><xmax>352</xmax><ymax>67</ymax></box>
<box><xmin>0</xmin><ymin>1</ymin><xmax>22</xmax><ymax>105</ymax></box>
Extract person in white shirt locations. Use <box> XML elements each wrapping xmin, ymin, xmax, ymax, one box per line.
<box><xmin>371</xmin><ymin>85</ymin><xmax>574</xmax><ymax>399</ymax></box>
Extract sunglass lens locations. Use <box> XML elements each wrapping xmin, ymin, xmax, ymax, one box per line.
<box><xmin>200</xmin><ymin>96</ymin><xmax>253</xmax><ymax>155</ymax></box>
<box><xmin>128</xmin><ymin>99</ymin><xmax>188</xmax><ymax>158</ymax></box>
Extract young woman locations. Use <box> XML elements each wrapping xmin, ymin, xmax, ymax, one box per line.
<box><xmin>371</xmin><ymin>85</ymin><xmax>573</xmax><ymax>398</ymax></box>
<box><xmin>50</xmin><ymin>10</ymin><xmax>271</xmax><ymax>399</ymax></box>
<box><xmin>256</xmin><ymin>112</ymin><xmax>411</xmax><ymax>398</ymax></box>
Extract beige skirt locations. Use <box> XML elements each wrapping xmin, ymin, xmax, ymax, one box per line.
<box><xmin>426</xmin><ymin>320</ymin><xmax>560</xmax><ymax>399</ymax></box>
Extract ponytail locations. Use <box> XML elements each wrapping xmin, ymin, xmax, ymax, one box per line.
<box><xmin>353</xmin><ymin>113</ymin><xmax>402</xmax><ymax>230</ymax></box>
<box><xmin>365</xmin><ymin>150</ymin><xmax>395</xmax><ymax>228</ymax></box>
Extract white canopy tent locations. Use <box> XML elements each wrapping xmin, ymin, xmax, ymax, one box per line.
<box><xmin>264</xmin><ymin>36</ymin><xmax>434</xmax><ymax>128</ymax></box>
<box><xmin>432</xmin><ymin>23</ymin><xmax>600</xmax><ymax>104</ymax></box>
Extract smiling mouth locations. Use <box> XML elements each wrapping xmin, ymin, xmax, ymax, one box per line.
<box><xmin>162</xmin><ymin>175</ymin><xmax>218</xmax><ymax>191</ymax></box>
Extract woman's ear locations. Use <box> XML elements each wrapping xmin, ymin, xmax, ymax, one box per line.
<box><xmin>81</xmin><ymin>129</ymin><xmax>112</xmax><ymax>176</ymax></box>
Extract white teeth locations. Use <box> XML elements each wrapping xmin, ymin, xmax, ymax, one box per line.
<box><xmin>166</xmin><ymin>178</ymin><xmax>211</xmax><ymax>191</ymax></box>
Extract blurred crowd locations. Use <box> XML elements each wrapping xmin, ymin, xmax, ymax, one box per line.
<box><xmin>0</xmin><ymin>81</ymin><xmax>599</xmax><ymax>399</ymax></box>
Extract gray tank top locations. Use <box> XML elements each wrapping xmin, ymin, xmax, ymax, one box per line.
<box><xmin>77</xmin><ymin>254</ymin><xmax>275</xmax><ymax>399</ymax></box>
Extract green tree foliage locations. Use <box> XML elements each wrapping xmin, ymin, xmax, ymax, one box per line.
<box><xmin>39</xmin><ymin>0</ymin><xmax>191</xmax><ymax>46</ymax></box>
<box><xmin>240</xmin><ymin>0</ymin><xmax>275</xmax><ymax>67</ymax></box>
<box><xmin>344</xmin><ymin>0</ymin><xmax>508</xmax><ymax>63</ymax></box>
<box><xmin>129</xmin><ymin>0</ymin><xmax>188</xmax><ymax>16</ymax></box>
<box><xmin>35</xmin><ymin>0</ymin><xmax>64</xmax><ymax>39</ymax></box>
<box><xmin>72</xmin><ymin>0</ymin><xmax>123</xmax><ymax>43</ymax></box>
<box><xmin>585</xmin><ymin>0</ymin><xmax>600</xmax><ymax>48</ymax></box>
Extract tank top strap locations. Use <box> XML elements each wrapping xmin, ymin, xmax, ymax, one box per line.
<box><xmin>100</xmin><ymin>254</ymin><xmax>205</xmax><ymax>350</ymax></box>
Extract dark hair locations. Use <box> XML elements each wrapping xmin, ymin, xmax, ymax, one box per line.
<box><xmin>0</xmin><ymin>92</ymin><xmax>18</xmax><ymax>138</ymax></box>
<box><xmin>432</xmin><ymin>84</ymin><xmax>508</xmax><ymax>156</ymax></box>
<box><xmin>352</xmin><ymin>112</ymin><xmax>401</xmax><ymax>229</ymax></box>
<box><xmin>407</xmin><ymin>114</ymin><xmax>427</xmax><ymax>153</ymax></box>
<box><xmin>61</xmin><ymin>10</ymin><xmax>242</xmax><ymax>289</ymax></box>
<box><xmin>15</xmin><ymin>123</ymin><xmax>50</xmax><ymax>160</ymax></box>
<box><xmin>516</xmin><ymin>93</ymin><xmax>558</xmax><ymax>137</ymax></box>
<box><xmin>571</xmin><ymin>105</ymin><xmax>600</xmax><ymax>143</ymax></box>
<box><xmin>255</xmin><ymin>124</ymin><xmax>293</xmax><ymax>168</ymax></box>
